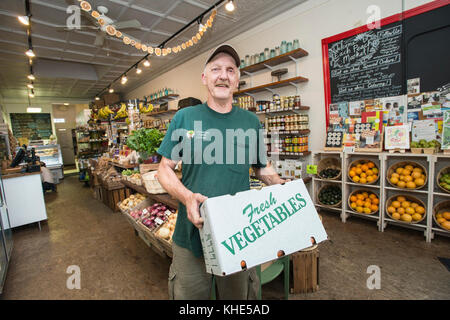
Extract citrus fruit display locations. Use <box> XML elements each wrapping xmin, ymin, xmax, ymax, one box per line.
<box><xmin>349</xmin><ymin>191</ymin><xmax>379</xmax><ymax>214</ymax></box>
<box><xmin>434</xmin><ymin>210</ymin><xmax>450</xmax><ymax>231</ymax></box>
<box><xmin>386</xmin><ymin>195</ymin><xmax>426</xmax><ymax>223</ymax></box>
<box><xmin>388</xmin><ymin>162</ymin><xmax>426</xmax><ymax>189</ymax></box>
<box><xmin>348</xmin><ymin>160</ymin><xmax>379</xmax><ymax>185</ymax></box>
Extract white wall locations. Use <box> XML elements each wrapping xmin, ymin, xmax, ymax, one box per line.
<box><xmin>124</xmin><ymin>0</ymin><xmax>434</xmax><ymax>152</ymax></box>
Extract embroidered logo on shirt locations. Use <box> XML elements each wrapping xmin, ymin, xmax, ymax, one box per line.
<box><xmin>186</xmin><ymin>130</ymin><xmax>195</xmax><ymax>139</ymax></box>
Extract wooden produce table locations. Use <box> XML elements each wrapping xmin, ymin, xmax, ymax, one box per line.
<box><xmin>108</xmin><ymin>160</ymin><xmax>139</xmax><ymax>169</ymax></box>
<box><xmin>100</xmin><ymin>183</ymin><xmax>132</xmax><ymax>212</ymax></box>
<box><xmin>121</xmin><ymin>179</ymin><xmax>179</xmax><ymax>209</ymax></box>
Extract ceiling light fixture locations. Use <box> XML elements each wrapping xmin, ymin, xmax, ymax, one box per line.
<box><xmin>27</xmin><ymin>83</ymin><xmax>34</xmax><ymax>89</ymax></box>
<box><xmin>27</xmin><ymin>107</ymin><xmax>41</xmax><ymax>113</ymax></box>
<box><xmin>18</xmin><ymin>0</ymin><xmax>31</xmax><ymax>25</ymax></box>
<box><xmin>28</xmin><ymin>74</ymin><xmax>35</xmax><ymax>80</ymax></box>
<box><xmin>109</xmin><ymin>87</ymin><xmax>114</xmax><ymax>93</ymax></box>
<box><xmin>29</xmin><ymin>89</ymin><xmax>35</xmax><ymax>98</ymax></box>
<box><xmin>64</xmin><ymin>103</ymin><xmax>69</xmax><ymax>106</ymax></box>
<box><xmin>25</xmin><ymin>48</ymin><xmax>35</xmax><ymax>58</ymax></box>
<box><xmin>225</xmin><ymin>0</ymin><xmax>235</xmax><ymax>12</ymax></box>
<box><xmin>135</xmin><ymin>66</ymin><xmax>142</xmax><ymax>74</ymax></box>
<box><xmin>121</xmin><ymin>74</ymin><xmax>128</xmax><ymax>84</ymax></box>
<box><xmin>18</xmin><ymin>15</ymin><xmax>29</xmax><ymax>26</ymax></box>
<box><xmin>143</xmin><ymin>59</ymin><xmax>150</xmax><ymax>67</ymax></box>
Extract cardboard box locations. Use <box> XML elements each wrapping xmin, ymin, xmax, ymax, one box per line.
<box><xmin>199</xmin><ymin>179</ymin><xmax>327</xmax><ymax>276</ymax></box>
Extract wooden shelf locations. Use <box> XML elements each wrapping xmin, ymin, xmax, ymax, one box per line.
<box><xmin>240</xmin><ymin>48</ymin><xmax>309</xmax><ymax>74</ymax></box>
<box><xmin>250</xmin><ymin>176</ymin><xmax>311</xmax><ymax>184</ymax></box>
<box><xmin>121</xmin><ymin>180</ymin><xmax>179</xmax><ymax>209</ymax></box>
<box><xmin>268</xmin><ymin>151</ymin><xmax>311</xmax><ymax>158</ymax></box>
<box><xmin>149</xmin><ymin>94</ymin><xmax>179</xmax><ymax>105</ymax></box>
<box><xmin>256</xmin><ymin>107</ymin><xmax>310</xmax><ymax>115</ymax></box>
<box><xmin>143</xmin><ymin>109</ymin><xmax>178</xmax><ymax>117</ymax></box>
<box><xmin>234</xmin><ymin>76</ymin><xmax>308</xmax><ymax>96</ymax></box>
<box><xmin>266</xmin><ymin>129</ymin><xmax>310</xmax><ymax>135</ymax></box>
<box><xmin>108</xmin><ymin>160</ymin><xmax>139</xmax><ymax>169</ymax></box>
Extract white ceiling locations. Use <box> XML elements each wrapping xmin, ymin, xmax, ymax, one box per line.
<box><xmin>0</xmin><ymin>0</ymin><xmax>307</xmax><ymax>103</ymax></box>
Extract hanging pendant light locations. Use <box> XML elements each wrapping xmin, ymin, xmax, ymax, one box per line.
<box><xmin>25</xmin><ymin>48</ymin><xmax>35</xmax><ymax>57</ymax></box>
<box><xmin>225</xmin><ymin>1</ymin><xmax>235</xmax><ymax>12</ymax></box>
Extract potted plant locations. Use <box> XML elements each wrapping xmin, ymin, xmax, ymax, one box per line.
<box><xmin>125</xmin><ymin>128</ymin><xmax>165</xmax><ymax>163</ymax></box>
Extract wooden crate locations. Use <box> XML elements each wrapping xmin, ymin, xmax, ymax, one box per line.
<box><xmin>153</xmin><ymin>226</ymin><xmax>174</xmax><ymax>258</ymax></box>
<box><xmin>137</xmin><ymin>221</ymin><xmax>168</xmax><ymax>258</ymax></box>
<box><xmin>291</xmin><ymin>246</ymin><xmax>319</xmax><ymax>294</ymax></box>
<box><xmin>92</xmin><ymin>185</ymin><xmax>102</xmax><ymax>200</ymax></box>
<box><xmin>101</xmin><ymin>186</ymin><xmax>132</xmax><ymax>212</ymax></box>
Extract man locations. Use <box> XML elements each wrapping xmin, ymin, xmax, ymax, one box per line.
<box><xmin>40</xmin><ymin>161</ymin><xmax>56</xmax><ymax>193</ymax></box>
<box><xmin>157</xmin><ymin>44</ymin><xmax>287</xmax><ymax>300</ymax></box>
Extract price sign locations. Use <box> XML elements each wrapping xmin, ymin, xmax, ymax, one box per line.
<box><xmin>307</xmin><ymin>165</ymin><xmax>317</xmax><ymax>175</ymax></box>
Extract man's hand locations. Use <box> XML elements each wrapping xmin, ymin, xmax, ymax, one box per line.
<box><xmin>186</xmin><ymin>192</ymin><xmax>208</xmax><ymax>229</ymax></box>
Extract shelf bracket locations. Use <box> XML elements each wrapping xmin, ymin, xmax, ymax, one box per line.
<box><xmin>262</xmin><ymin>64</ymin><xmax>275</xmax><ymax>71</ymax></box>
<box><xmin>289</xmin><ymin>82</ymin><xmax>300</xmax><ymax>95</ymax></box>
<box><xmin>242</xmin><ymin>71</ymin><xmax>253</xmax><ymax>87</ymax></box>
<box><xmin>264</xmin><ymin>87</ymin><xmax>275</xmax><ymax>94</ymax></box>
<box><xmin>288</xmin><ymin>56</ymin><xmax>300</xmax><ymax>77</ymax></box>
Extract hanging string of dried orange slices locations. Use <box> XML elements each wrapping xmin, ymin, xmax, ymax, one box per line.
<box><xmin>78</xmin><ymin>1</ymin><xmax>217</xmax><ymax>56</ymax></box>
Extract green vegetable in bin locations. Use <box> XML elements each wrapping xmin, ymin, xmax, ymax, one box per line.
<box><xmin>439</xmin><ymin>173</ymin><xmax>450</xmax><ymax>191</ymax></box>
<box><xmin>319</xmin><ymin>168</ymin><xmax>341</xmax><ymax>179</ymax></box>
<box><xmin>318</xmin><ymin>185</ymin><xmax>341</xmax><ymax>205</ymax></box>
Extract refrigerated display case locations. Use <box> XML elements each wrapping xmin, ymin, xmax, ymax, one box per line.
<box><xmin>27</xmin><ymin>144</ymin><xmax>63</xmax><ymax>184</ymax></box>
<box><xmin>0</xmin><ymin>171</ymin><xmax>13</xmax><ymax>294</ymax></box>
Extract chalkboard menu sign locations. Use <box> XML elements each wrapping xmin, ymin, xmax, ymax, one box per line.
<box><xmin>322</xmin><ymin>1</ymin><xmax>449</xmax><ymax>128</ymax></box>
<box><xmin>10</xmin><ymin>113</ymin><xmax>52</xmax><ymax>139</ymax></box>
<box><xmin>328</xmin><ymin>22</ymin><xmax>403</xmax><ymax>103</ymax></box>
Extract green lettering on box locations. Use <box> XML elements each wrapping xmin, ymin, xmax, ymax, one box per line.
<box><xmin>258</xmin><ymin>214</ymin><xmax>273</xmax><ymax>232</ymax></box>
<box><xmin>268</xmin><ymin>212</ymin><xmax>281</xmax><ymax>228</ymax></box>
<box><xmin>274</xmin><ymin>206</ymin><xmax>288</xmax><ymax>222</ymax></box>
<box><xmin>282</xmin><ymin>202</ymin><xmax>294</xmax><ymax>217</ymax></box>
<box><xmin>221</xmin><ymin>237</ymin><xmax>236</xmax><ymax>255</ymax></box>
<box><xmin>243</xmin><ymin>226</ymin><xmax>257</xmax><ymax>243</ymax></box>
<box><xmin>232</xmin><ymin>231</ymin><xmax>248</xmax><ymax>250</ymax></box>
<box><xmin>295</xmin><ymin>193</ymin><xmax>307</xmax><ymax>208</ymax></box>
<box><xmin>250</xmin><ymin>219</ymin><xmax>266</xmax><ymax>238</ymax></box>
<box><xmin>287</xmin><ymin>197</ymin><xmax>300</xmax><ymax>214</ymax></box>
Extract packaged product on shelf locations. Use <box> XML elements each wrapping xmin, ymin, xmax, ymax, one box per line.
<box><xmin>199</xmin><ymin>179</ymin><xmax>327</xmax><ymax>276</ymax></box>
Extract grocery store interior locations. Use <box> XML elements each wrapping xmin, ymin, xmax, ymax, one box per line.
<box><xmin>0</xmin><ymin>0</ymin><xmax>449</xmax><ymax>300</ymax></box>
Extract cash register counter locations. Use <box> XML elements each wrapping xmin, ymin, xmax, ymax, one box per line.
<box><xmin>2</xmin><ymin>171</ymin><xmax>48</xmax><ymax>229</ymax></box>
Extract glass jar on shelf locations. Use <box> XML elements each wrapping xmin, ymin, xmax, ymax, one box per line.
<box><xmin>280</xmin><ymin>41</ymin><xmax>287</xmax><ymax>54</ymax></box>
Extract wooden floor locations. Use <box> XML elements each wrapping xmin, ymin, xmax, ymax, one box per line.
<box><xmin>1</xmin><ymin>176</ymin><xmax>449</xmax><ymax>300</ymax></box>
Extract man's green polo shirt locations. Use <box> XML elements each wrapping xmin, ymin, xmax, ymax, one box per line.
<box><xmin>157</xmin><ymin>103</ymin><xmax>267</xmax><ymax>257</ymax></box>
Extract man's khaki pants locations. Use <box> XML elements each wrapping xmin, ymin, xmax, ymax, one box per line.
<box><xmin>168</xmin><ymin>242</ymin><xmax>260</xmax><ymax>300</ymax></box>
